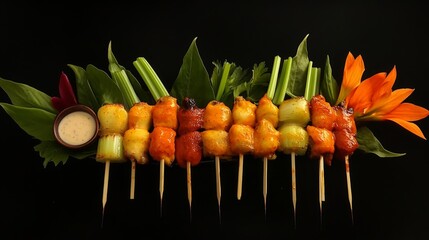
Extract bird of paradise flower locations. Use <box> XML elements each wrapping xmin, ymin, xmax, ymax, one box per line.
<box><xmin>334</xmin><ymin>52</ymin><xmax>429</xmax><ymax>223</ymax></box>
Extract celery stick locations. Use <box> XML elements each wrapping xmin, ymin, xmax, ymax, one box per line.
<box><xmin>267</xmin><ymin>55</ymin><xmax>281</xmax><ymax>100</ymax></box>
<box><xmin>304</xmin><ymin>61</ymin><xmax>314</xmax><ymax>101</ymax></box>
<box><xmin>273</xmin><ymin>57</ymin><xmax>292</xmax><ymax>105</ymax></box>
<box><xmin>112</xmin><ymin>69</ymin><xmax>140</xmax><ymax>109</ymax></box>
<box><xmin>138</xmin><ymin>57</ymin><xmax>169</xmax><ymax>97</ymax></box>
<box><xmin>133</xmin><ymin>58</ymin><xmax>162</xmax><ymax>100</ymax></box>
<box><xmin>215</xmin><ymin>62</ymin><xmax>231</xmax><ymax>101</ymax></box>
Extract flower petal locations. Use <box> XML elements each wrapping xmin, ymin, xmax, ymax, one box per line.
<box><xmin>347</xmin><ymin>72</ymin><xmax>386</xmax><ymax>114</ymax></box>
<box><xmin>369</xmin><ymin>88</ymin><xmax>414</xmax><ymax>116</ymax></box>
<box><xmin>336</xmin><ymin>52</ymin><xmax>365</xmax><ymax>105</ymax></box>
<box><xmin>387</xmin><ymin>117</ymin><xmax>427</xmax><ymax>140</ymax></box>
<box><xmin>371</xmin><ymin>66</ymin><xmax>396</xmax><ymax>102</ymax></box>
<box><xmin>382</xmin><ymin>103</ymin><xmax>429</xmax><ymax>121</ymax></box>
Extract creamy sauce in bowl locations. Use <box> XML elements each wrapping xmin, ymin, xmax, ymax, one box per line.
<box><xmin>58</xmin><ymin>111</ymin><xmax>97</xmax><ymax>146</ymax></box>
<box><xmin>53</xmin><ymin>105</ymin><xmax>99</xmax><ymax>149</ymax></box>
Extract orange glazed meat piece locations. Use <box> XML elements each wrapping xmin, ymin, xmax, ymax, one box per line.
<box><xmin>201</xmin><ymin>130</ymin><xmax>233</xmax><ymax>159</ymax></box>
<box><xmin>203</xmin><ymin>100</ymin><xmax>233</xmax><ymax>131</ymax></box>
<box><xmin>232</xmin><ymin>96</ymin><xmax>257</xmax><ymax>127</ymax></box>
<box><xmin>175</xmin><ymin>131</ymin><xmax>203</xmax><ymax>168</ymax></box>
<box><xmin>254</xmin><ymin>118</ymin><xmax>280</xmax><ymax>159</ymax></box>
<box><xmin>310</xmin><ymin>95</ymin><xmax>336</xmax><ymax>131</ymax></box>
<box><xmin>229</xmin><ymin>124</ymin><xmax>254</xmax><ymax>155</ymax></box>
<box><xmin>149</xmin><ymin>126</ymin><xmax>176</xmax><ymax>166</ymax></box>
<box><xmin>256</xmin><ymin>94</ymin><xmax>279</xmax><ymax>128</ymax></box>
<box><xmin>128</xmin><ymin>102</ymin><xmax>154</xmax><ymax>130</ymax></box>
<box><xmin>177</xmin><ymin>97</ymin><xmax>204</xmax><ymax>135</ymax></box>
<box><xmin>306</xmin><ymin>125</ymin><xmax>335</xmax><ymax>165</ymax></box>
<box><xmin>152</xmin><ymin>96</ymin><xmax>179</xmax><ymax>130</ymax></box>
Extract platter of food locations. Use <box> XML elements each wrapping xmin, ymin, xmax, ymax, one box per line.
<box><xmin>1</xmin><ymin>2</ymin><xmax>428</xmax><ymax>239</ymax></box>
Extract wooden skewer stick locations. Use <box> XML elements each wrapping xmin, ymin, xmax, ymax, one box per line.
<box><xmin>130</xmin><ymin>160</ymin><xmax>136</xmax><ymax>200</ymax></box>
<box><xmin>101</xmin><ymin>160</ymin><xmax>110</xmax><ymax>226</ymax></box>
<box><xmin>319</xmin><ymin>155</ymin><xmax>325</xmax><ymax>225</ymax></box>
<box><xmin>215</xmin><ymin>156</ymin><xmax>222</xmax><ymax>222</ymax></box>
<box><xmin>263</xmin><ymin>157</ymin><xmax>268</xmax><ymax>217</ymax></box>
<box><xmin>159</xmin><ymin>159</ymin><xmax>165</xmax><ymax>216</ymax></box>
<box><xmin>291</xmin><ymin>152</ymin><xmax>297</xmax><ymax>227</ymax></box>
<box><xmin>237</xmin><ymin>153</ymin><xmax>244</xmax><ymax>200</ymax></box>
<box><xmin>187</xmin><ymin>161</ymin><xmax>192</xmax><ymax>221</ymax></box>
<box><xmin>345</xmin><ymin>155</ymin><xmax>353</xmax><ymax>224</ymax></box>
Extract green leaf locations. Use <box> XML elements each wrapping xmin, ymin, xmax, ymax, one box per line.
<box><xmin>356</xmin><ymin>126</ymin><xmax>406</xmax><ymax>157</ymax></box>
<box><xmin>287</xmin><ymin>34</ymin><xmax>310</xmax><ymax>98</ymax></box>
<box><xmin>171</xmin><ymin>37</ymin><xmax>215</xmax><ymax>108</ymax></box>
<box><xmin>86</xmin><ymin>64</ymin><xmax>124</xmax><ymax>105</ymax></box>
<box><xmin>320</xmin><ymin>55</ymin><xmax>339</xmax><ymax>105</ymax></box>
<box><xmin>35</xmin><ymin>141</ymin><xmax>70</xmax><ymax>167</ymax></box>
<box><xmin>35</xmin><ymin>141</ymin><xmax>97</xmax><ymax>167</ymax></box>
<box><xmin>68</xmin><ymin>64</ymin><xmax>100</xmax><ymax>111</ymax></box>
<box><xmin>0</xmin><ymin>103</ymin><xmax>56</xmax><ymax>141</ymax></box>
<box><xmin>246</xmin><ymin>62</ymin><xmax>271</xmax><ymax>102</ymax></box>
<box><xmin>0</xmin><ymin>77</ymin><xmax>56</xmax><ymax>114</ymax></box>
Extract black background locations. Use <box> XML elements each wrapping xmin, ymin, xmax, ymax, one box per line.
<box><xmin>1</xmin><ymin>1</ymin><xmax>428</xmax><ymax>239</ymax></box>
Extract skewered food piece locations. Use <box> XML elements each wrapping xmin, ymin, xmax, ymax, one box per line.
<box><xmin>127</xmin><ymin>102</ymin><xmax>154</xmax><ymax>130</ymax></box>
<box><xmin>254</xmin><ymin>118</ymin><xmax>280</xmax><ymax>159</ymax></box>
<box><xmin>176</xmin><ymin>131</ymin><xmax>203</xmax><ymax>168</ymax></box>
<box><xmin>203</xmin><ymin>100</ymin><xmax>233</xmax><ymax>131</ymax></box>
<box><xmin>256</xmin><ymin>94</ymin><xmax>279</xmax><ymax>128</ymax></box>
<box><xmin>177</xmin><ymin>97</ymin><xmax>204</xmax><ymax>135</ymax></box>
<box><xmin>201</xmin><ymin>130</ymin><xmax>233</xmax><ymax>159</ymax></box>
<box><xmin>152</xmin><ymin>95</ymin><xmax>179</xmax><ymax>130</ymax></box>
<box><xmin>333</xmin><ymin>106</ymin><xmax>358</xmax><ymax>160</ymax></box>
<box><xmin>229</xmin><ymin>124</ymin><xmax>255</xmax><ymax>155</ymax></box>
<box><xmin>123</xmin><ymin>128</ymin><xmax>151</xmax><ymax>165</ymax></box>
<box><xmin>232</xmin><ymin>96</ymin><xmax>257</xmax><ymax>127</ymax></box>
<box><xmin>278</xmin><ymin>124</ymin><xmax>309</xmax><ymax>155</ymax></box>
<box><xmin>96</xmin><ymin>103</ymin><xmax>128</xmax><ymax>162</ymax></box>
<box><xmin>278</xmin><ymin>96</ymin><xmax>310</xmax><ymax>127</ymax></box>
<box><xmin>149</xmin><ymin>126</ymin><xmax>176</xmax><ymax>166</ymax></box>
<box><xmin>306</xmin><ymin>125</ymin><xmax>335</xmax><ymax>163</ymax></box>
<box><xmin>309</xmin><ymin>95</ymin><xmax>336</xmax><ymax>131</ymax></box>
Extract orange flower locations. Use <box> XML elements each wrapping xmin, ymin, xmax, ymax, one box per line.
<box><xmin>345</xmin><ymin>65</ymin><xmax>429</xmax><ymax>140</ymax></box>
<box><xmin>335</xmin><ymin>52</ymin><xmax>365</xmax><ymax>106</ymax></box>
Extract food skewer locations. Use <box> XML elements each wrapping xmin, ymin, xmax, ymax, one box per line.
<box><xmin>307</xmin><ymin>94</ymin><xmax>336</xmax><ymax>225</ymax></box>
<box><xmin>254</xmin><ymin>94</ymin><xmax>280</xmax><ymax>216</ymax></box>
<box><xmin>332</xmin><ymin>105</ymin><xmax>359</xmax><ymax>224</ymax></box>
<box><xmin>230</xmin><ymin>96</ymin><xmax>257</xmax><ymax>200</ymax></box>
<box><xmin>201</xmin><ymin>100</ymin><xmax>233</xmax><ymax>221</ymax></box>
<box><xmin>149</xmin><ymin>96</ymin><xmax>179</xmax><ymax>216</ymax></box>
<box><xmin>176</xmin><ymin>97</ymin><xmax>204</xmax><ymax>220</ymax></box>
<box><xmin>345</xmin><ymin>155</ymin><xmax>353</xmax><ymax>224</ymax></box>
<box><xmin>278</xmin><ymin>97</ymin><xmax>310</xmax><ymax>226</ymax></box>
<box><xmin>95</xmin><ymin>103</ymin><xmax>129</xmax><ymax>226</ymax></box>
<box><xmin>123</xmin><ymin>102</ymin><xmax>153</xmax><ymax>200</ymax></box>
<box><xmin>101</xmin><ymin>160</ymin><xmax>110</xmax><ymax>225</ymax></box>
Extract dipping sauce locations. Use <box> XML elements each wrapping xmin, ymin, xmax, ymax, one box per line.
<box><xmin>57</xmin><ymin>111</ymin><xmax>97</xmax><ymax>146</ymax></box>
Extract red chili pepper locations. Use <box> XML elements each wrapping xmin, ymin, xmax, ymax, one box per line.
<box><xmin>51</xmin><ymin>71</ymin><xmax>78</xmax><ymax>112</ymax></box>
